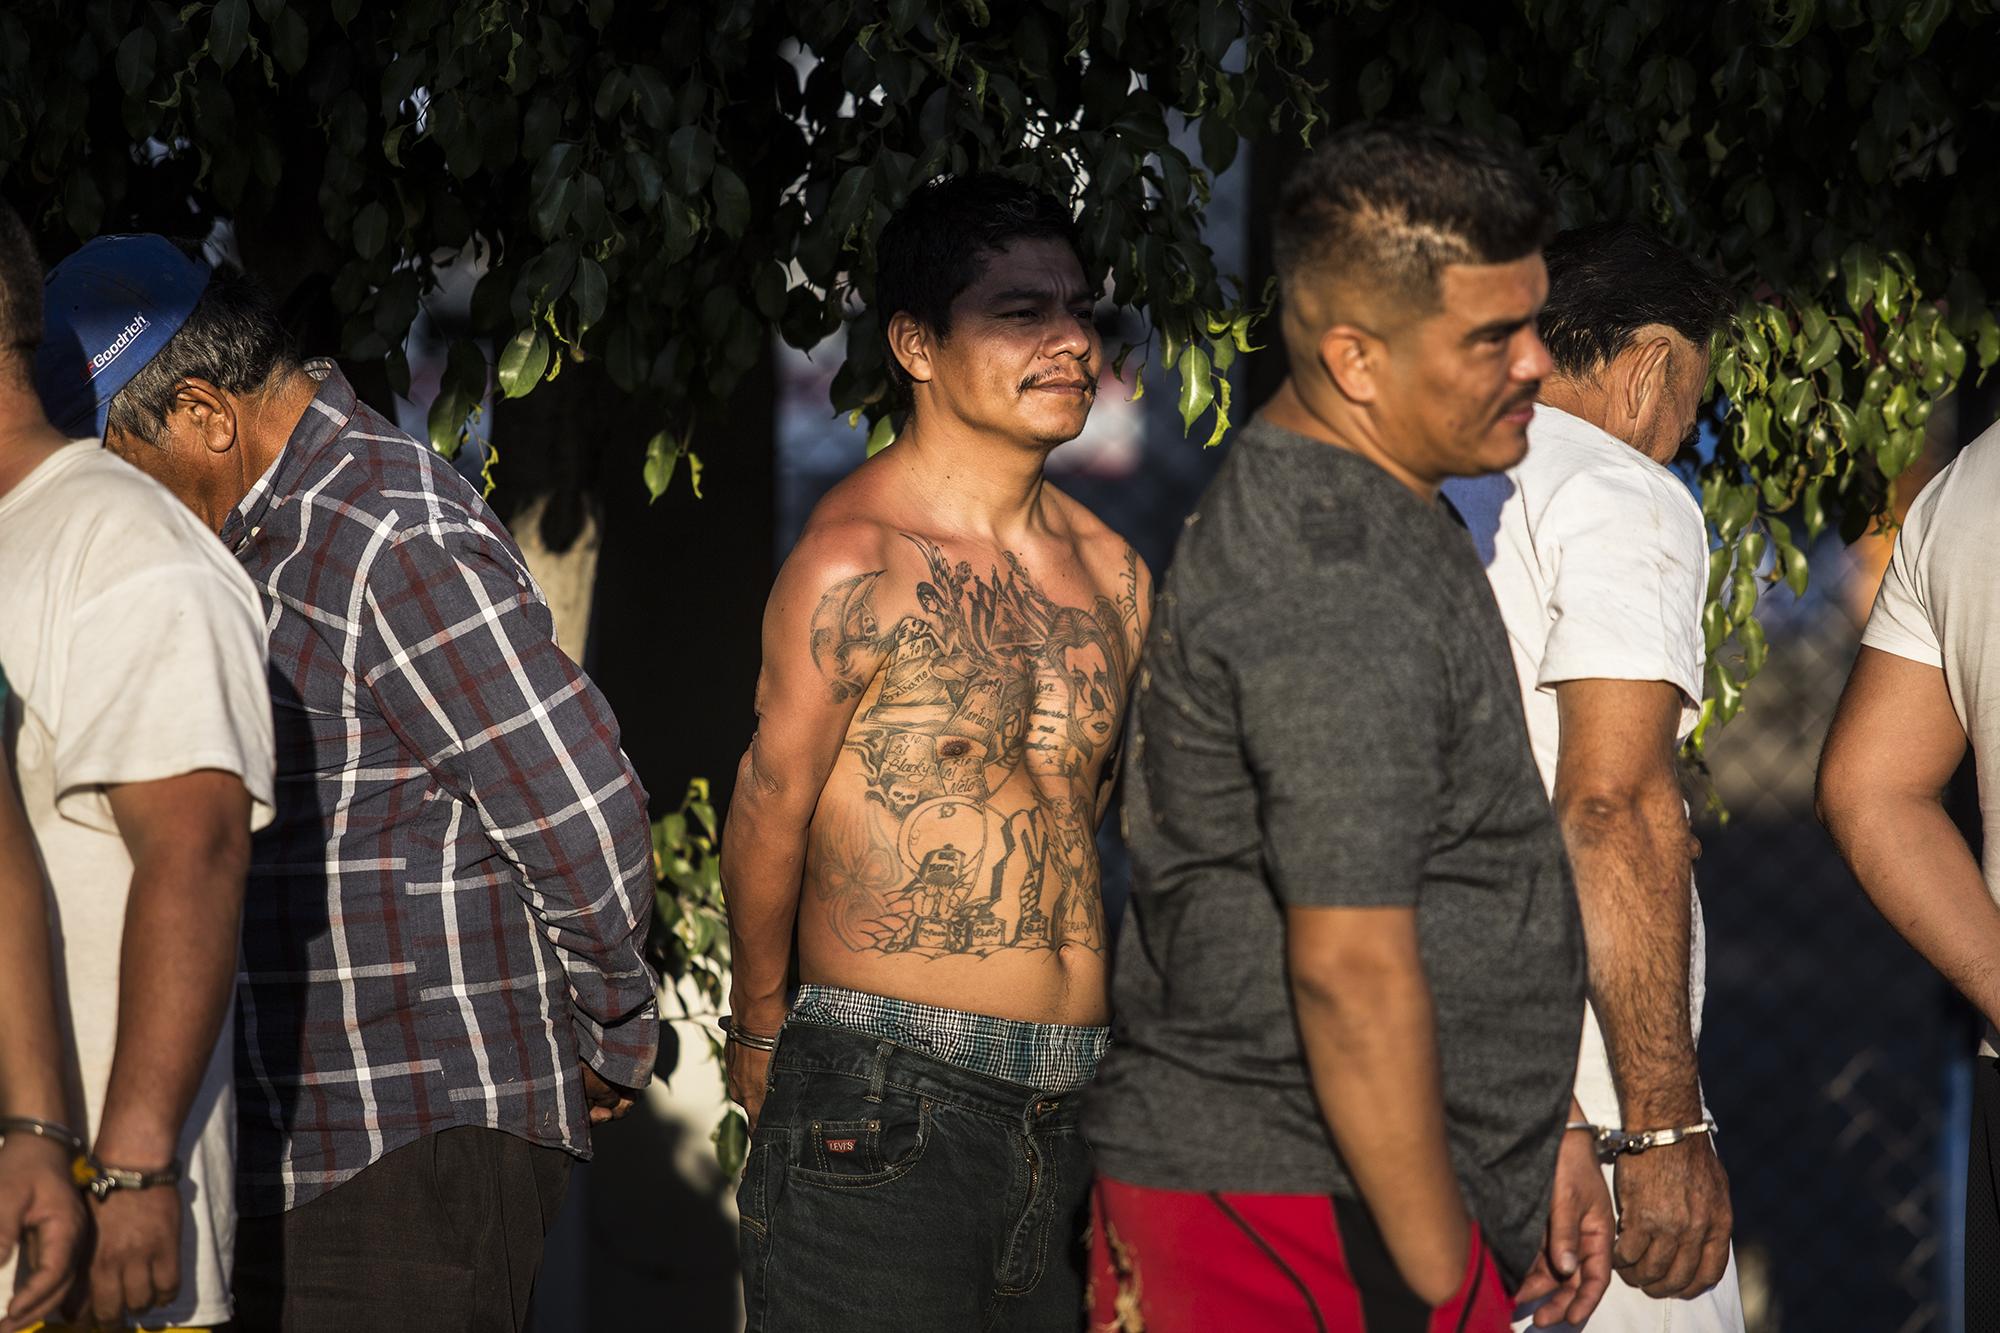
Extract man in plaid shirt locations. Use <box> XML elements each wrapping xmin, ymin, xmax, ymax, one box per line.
<box><xmin>41</xmin><ymin>239</ymin><xmax>660</xmax><ymax>1333</ymax></box>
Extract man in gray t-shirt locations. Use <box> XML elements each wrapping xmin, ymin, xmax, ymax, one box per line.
<box><xmin>1084</xmin><ymin>123</ymin><xmax>1598</xmax><ymax>1333</ymax></box>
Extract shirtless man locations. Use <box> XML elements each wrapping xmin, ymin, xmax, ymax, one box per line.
<box><xmin>722</xmin><ymin>173</ymin><xmax>1147</xmax><ymax>1332</ymax></box>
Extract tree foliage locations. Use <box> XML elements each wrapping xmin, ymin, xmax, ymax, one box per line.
<box><xmin>0</xmin><ymin>0</ymin><xmax>1313</xmax><ymax>486</ymax></box>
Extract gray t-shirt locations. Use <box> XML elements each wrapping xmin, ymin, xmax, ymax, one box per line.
<box><xmin>1084</xmin><ymin>420</ymin><xmax>1584</xmax><ymax>1285</ymax></box>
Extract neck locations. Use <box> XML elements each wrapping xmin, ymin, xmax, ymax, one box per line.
<box><xmin>1535</xmin><ymin>379</ymin><xmax>1623</xmax><ymax>444</ymax></box>
<box><xmin>887</xmin><ymin>412</ymin><xmax>1052</xmax><ymax>542</ymax></box>
<box><xmin>0</xmin><ymin>384</ymin><xmax>70</xmax><ymax>503</ymax></box>
<box><xmin>1258</xmin><ymin>377</ymin><xmax>1440</xmax><ymax>500</ymax></box>
<box><xmin>219</xmin><ymin>366</ymin><xmax>321</xmax><ymax>522</ymax></box>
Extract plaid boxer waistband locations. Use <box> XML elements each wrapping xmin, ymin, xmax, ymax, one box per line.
<box><xmin>787</xmin><ymin>984</ymin><xmax>1110</xmax><ymax>1095</ymax></box>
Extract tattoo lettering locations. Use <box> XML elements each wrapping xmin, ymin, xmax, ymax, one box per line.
<box><xmin>805</xmin><ymin>535</ymin><xmax>1136</xmax><ymax>959</ymax></box>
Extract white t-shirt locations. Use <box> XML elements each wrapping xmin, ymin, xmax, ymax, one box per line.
<box><xmin>1863</xmin><ymin>418</ymin><xmax>2000</xmax><ymax>1054</ymax></box>
<box><xmin>1443</xmin><ymin>404</ymin><xmax>1710</xmax><ymax>1130</ymax></box>
<box><xmin>0</xmin><ymin>441</ymin><xmax>274</xmax><ymax>1328</ymax></box>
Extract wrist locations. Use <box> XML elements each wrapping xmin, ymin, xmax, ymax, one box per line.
<box><xmin>92</xmin><ymin>1114</ymin><xmax>180</xmax><ymax>1172</ymax></box>
<box><xmin>0</xmin><ymin>1131</ymin><xmax>77</xmax><ymax>1172</ymax></box>
<box><xmin>1616</xmin><ymin>1087</ymin><xmax>1704</xmax><ymax>1129</ymax></box>
<box><xmin>727</xmin><ymin>990</ymin><xmax>788</xmax><ymax>1030</ymax></box>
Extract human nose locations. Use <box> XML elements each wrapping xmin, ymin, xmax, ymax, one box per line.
<box><xmin>1048</xmin><ymin>310</ymin><xmax>1094</xmax><ymax>362</ymax></box>
<box><xmin>1515</xmin><ymin>325</ymin><xmax>1554</xmax><ymax>383</ymax></box>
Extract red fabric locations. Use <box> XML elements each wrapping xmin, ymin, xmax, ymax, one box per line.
<box><xmin>1087</xmin><ymin>1176</ymin><xmax>1513</xmax><ymax>1333</ymax></box>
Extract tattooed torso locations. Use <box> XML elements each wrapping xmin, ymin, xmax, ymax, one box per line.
<box><xmin>799</xmin><ymin>529</ymin><xmax>1145</xmax><ymax>1024</ymax></box>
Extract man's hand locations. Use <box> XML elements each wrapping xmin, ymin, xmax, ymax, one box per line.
<box><xmin>0</xmin><ymin>1137</ymin><xmax>88</xmax><ymax>1333</ymax></box>
<box><xmin>1515</xmin><ymin>1128</ymin><xmax>1614</xmax><ymax>1327</ymax></box>
<box><xmin>580</xmin><ymin>1064</ymin><xmax>640</xmax><ymax>1126</ymax></box>
<box><xmin>82</xmin><ymin>1185</ymin><xmax>179</xmax><ymax>1327</ymax></box>
<box><xmin>726</xmin><ymin>1041</ymin><xmax>776</xmax><ymax>1135</ymax></box>
<box><xmin>1611</xmin><ymin>1138</ymin><xmax>1731</xmax><ymax>1298</ymax></box>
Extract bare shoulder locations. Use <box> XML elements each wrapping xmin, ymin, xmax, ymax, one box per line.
<box><xmin>1048</xmin><ymin>487</ymin><xmax>1152</xmax><ymax>641</ymax></box>
<box><xmin>769</xmin><ymin>474</ymin><xmax>932</xmax><ymax>704</ymax></box>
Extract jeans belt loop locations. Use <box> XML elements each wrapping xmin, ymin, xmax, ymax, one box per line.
<box><xmin>865</xmin><ymin>1039</ymin><xmax>893</xmax><ymax>1104</ymax></box>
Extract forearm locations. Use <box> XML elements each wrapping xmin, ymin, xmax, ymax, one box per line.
<box><xmin>1827</xmin><ymin>793</ymin><xmax>2000</xmax><ymax>1021</ymax></box>
<box><xmin>1292</xmin><ymin>965</ymin><xmax>1467</xmax><ymax>1286</ymax></box>
<box><xmin>0</xmin><ymin>871</ymin><xmax>65</xmax><ymax>1126</ymax></box>
<box><xmin>95</xmin><ymin>853</ymin><xmax>244</xmax><ymax>1167</ymax></box>
<box><xmin>1560</xmin><ymin>794</ymin><xmax>1699</xmax><ymax>1124</ymax></box>
<box><xmin>721</xmin><ymin>778</ymin><xmax>811</xmax><ymax>1032</ymax></box>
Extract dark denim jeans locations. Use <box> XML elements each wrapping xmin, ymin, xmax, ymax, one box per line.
<box><xmin>738</xmin><ymin>1020</ymin><xmax>1094</xmax><ymax>1332</ymax></box>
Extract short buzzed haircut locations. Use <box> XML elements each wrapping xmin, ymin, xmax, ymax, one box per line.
<box><xmin>1538</xmin><ymin>223</ymin><xmax>1734</xmax><ymax>378</ymax></box>
<box><xmin>0</xmin><ymin>201</ymin><xmax>43</xmax><ymax>380</ymax></box>
<box><xmin>1274</xmin><ymin>121</ymin><xmax>1554</xmax><ymax>321</ymax></box>
<box><xmin>106</xmin><ymin>246</ymin><xmax>297</xmax><ymax>443</ymax></box>
<box><xmin>875</xmin><ymin>174</ymin><xmax>1082</xmax><ymax>391</ymax></box>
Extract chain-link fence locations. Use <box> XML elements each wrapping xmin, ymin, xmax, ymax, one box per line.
<box><xmin>1696</xmin><ymin>542</ymin><xmax>1974</xmax><ymax>1333</ymax></box>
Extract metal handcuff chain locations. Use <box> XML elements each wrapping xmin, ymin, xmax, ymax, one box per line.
<box><xmin>1566</xmin><ymin>1117</ymin><xmax>1720</xmax><ymax>1160</ymax></box>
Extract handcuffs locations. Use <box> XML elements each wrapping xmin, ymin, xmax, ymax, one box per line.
<box><xmin>0</xmin><ymin>1115</ymin><xmax>181</xmax><ymax>1201</ymax></box>
<box><xmin>1567</xmin><ymin>1117</ymin><xmax>1719</xmax><ymax>1161</ymax></box>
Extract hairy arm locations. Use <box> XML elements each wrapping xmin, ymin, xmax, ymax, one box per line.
<box><xmin>1289</xmin><ymin>906</ymin><xmax>1470</xmax><ymax>1304</ymax></box>
<box><xmin>720</xmin><ymin>531</ymin><xmax>881</xmax><ymax>1123</ymax></box>
<box><xmin>1818</xmin><ymin>647</ymin><xmax>1999</xmax><ymax>1016</ymax></box>
<box><xmin>1554</xmin><ymin>677</ymin><xmax>1729</xmax><ymax>1298</ymax></box>
<box><xmin>1553</xmin><ymin>678</ymin><xmax>1698</xmax><ymax>1125</ymax></box>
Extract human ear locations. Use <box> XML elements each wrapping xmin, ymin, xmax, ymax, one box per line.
<box><xmin>1624</xmin><ymin>335</ymin><xmax>1674</xmax><ymax>424</ymax></box>
<box><xmin>1317</xmin><ymin>324</ymin><xmax>1381</xmax><ymax>405</ymax></box>
<box><xmin>888</xmin><ymin>312</ymin><xmax>936</xmax><ymax>387</ymax></box>
<box><xmin>173</xmin><ymin>378</ymin><xmax>239</xmax><ymax>455</ymax></box>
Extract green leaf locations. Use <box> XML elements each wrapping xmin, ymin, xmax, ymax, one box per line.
<box><xmin>1902</xmin><ymin>0</ymin><xmax>1951</xmax><ymax>52</ymax></box>
<box><xmin>116</xmin><ymin>27</ymin><xmax>157</xmax><ymax>95</ymax></box>
<box><xmin>209</xmin><ymin>0</ymin><xmax>250</xmax><ymax>71</ymax></box>
<box><xmin>352</xmin><ymin>201</ymin><xmax>388</xmax><ymax>260</ymax></box>
<box><xmin>866</xmin><ymin>414</ymin><xmax>897</xmax><ymax>456</ymax></box>
<box><xmin>643</xmin><ymin>430</ymin><xmax>679</xmax><ymax>501</ymax></box>
<box><xmin>1781</xmin><ymin>541</ymin><xmax>1809</xmax><ymax>597</ymax></box>
<box><xmin>713</xmin><ymin>1107</ymin><xmax>749</xmax><ymax>1177</ymax></box>
<box><xmin>667</xmin><ymin>125</ymin><xmax>716</xmax><ymax>195</ymax></box>
<box><xmin>711</xmin><ymin>164</ymin><xmax>750</xmax><ymax>240</ymax></box>
<box><xmin>1800</xmin><ymin>323</ymin><xmax>1839</xmax><ymax>375</ymax></box>
<box><xmin>826</xmin><ymin>164</ymin><xmax>872</xmax><ymax>235</ymax></box>
<box><xmin>573</xmin><ymin>257</ymin><xmax>607</xmax><ymax>332</ymax></box>
<box><xmin>1358</xmin><ymin>59</ymin><xmax>1393</xmax><ymax>117</ymax></box>
<box><xmin>1177</xmin><ymin>344</ymin><xmax>1214</xmax><ymax>434</ymax></box>
<box><xmin>497</xmin><ymin>325</ymin><xmax>551</xmax><ymax>398</ymax></box>
<box><xmin>1841</xmin><ymin>245</ymin><xmax>1876</xmax><ymax>316</ymax></box>
<box><xmin>1739</xmin><ymin>615</ymin><xmax>1768</xmax><ymax>678</ymax></box>
<box><xmin>272</xmin><ymin>6</ymin><xmax>308</xmax><ymax>75</ymax></box>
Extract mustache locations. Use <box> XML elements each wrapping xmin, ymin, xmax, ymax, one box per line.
<box><xmin>1019</xmin><ymin>366</ymin><xmax>1100</xmax><ymax>394</ymax></box>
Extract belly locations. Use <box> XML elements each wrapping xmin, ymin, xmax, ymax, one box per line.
<box><xmin>798</xmin><ymin>764</ymin><xmax>1110</xmax><ymax>1026</ymax></box>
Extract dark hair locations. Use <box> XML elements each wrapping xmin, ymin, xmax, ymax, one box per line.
<box><xmin>1538</xmin><ymin>223</ymin><xmax>1734</xmax><ymax>377</ymax></box>
<box><xmin>1274</xmin><ymin>120</ymin><xmax>1554</xmax><ymax>318</ymax></box>
<box><xmin>106</xmin><ymin>244</ymin><xmax>297</xmax><ymax>442</ymax></box>
<box><xmin>874</xmin><ymin>173</ymin><xmax>1081</xmax><ymax>390</ymax></box>
<box><xmin>0</xmin><ymin>201</ymin><xmax>42</xmax><ymax>381</ymax></box>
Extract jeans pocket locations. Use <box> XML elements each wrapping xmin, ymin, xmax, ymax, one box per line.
<box><xmin>789</xmin><ymin>1093</ymin><xmax>932</xmax><ymax>1189</ymax></box>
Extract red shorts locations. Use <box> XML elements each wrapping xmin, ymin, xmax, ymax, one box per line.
<box><xmin>1087</xmin><ymin>1176</ymin><xmax>1514</xmax><ymax>1333</ymax></box>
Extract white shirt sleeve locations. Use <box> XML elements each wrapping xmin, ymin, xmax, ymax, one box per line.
<box><xmin>53</xmin><ymin>562</ymin><xmax>276</xmax><ymax>833</ymax></box>
<box><xmin>1860</xmin><ymin>476</ymin><xmax>1946</xmax><ymax>669</ymax></box>
<box><xmin>1536</xmin><ymin>465</ymin><xmax>1708</xmax><ymax>707</ymax></box>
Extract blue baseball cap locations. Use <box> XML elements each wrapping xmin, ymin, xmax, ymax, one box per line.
<box><xmin>35</xmin><ymin>234</ymin><xmax>211</xmax><ymax>438</ymax></box>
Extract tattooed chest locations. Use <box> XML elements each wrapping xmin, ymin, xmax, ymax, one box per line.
<box><xmin>804</xmin><ymin>535</ymin><xmax>1141</xmax><ymax>960</ymax></box>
